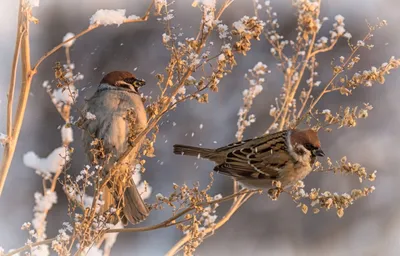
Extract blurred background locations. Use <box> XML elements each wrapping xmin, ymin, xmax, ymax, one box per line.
<box><xmin>1</xmin><ymin>0</ymin><xmax>400</xmax><ymax>255</ymax></box>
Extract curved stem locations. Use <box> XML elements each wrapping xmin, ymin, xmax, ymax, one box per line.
<box><xmin>4</xmin><ymin>238</ymin><xmax>55</xmax><ymax>256</ymax></box>
<box><xmin>106</xmin><ymin>189</ymin><xmax>255</xmax><ymax>233</ymax></box>
<box><xmin>166</xmin><ymin>193</ymin><xmax>254</xmax><ymax>256</ymax></box>
<box><xmin>0</xmin><ymin>2</ymin><xmax>32</xmax><ymax>196</ymax></box>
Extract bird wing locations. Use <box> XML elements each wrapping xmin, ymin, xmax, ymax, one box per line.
<box><xmin>214</xmin><ymin>130</ymin><xmax>295</xmax><ymax>180</ymax></box>
<box><xmin>215</xmin><ymin>130</ymin><xmax>288</xmax><ymax>152</ymax></box>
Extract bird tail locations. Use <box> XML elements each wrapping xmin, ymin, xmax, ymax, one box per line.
<box><xmin>122</xmin><ymin>184</ymin><xmax>149</xmax><ymax>225</ymax></box>
<box><xmin>173</xmin><ymin>144</ymin><xmax>217</xmax><ymax>160</ymax></box>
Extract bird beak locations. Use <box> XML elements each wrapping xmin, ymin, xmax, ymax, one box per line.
<box><xmin>313</xmin><ymin>148</ymin><xmax>325</xmax><ymax>157</ymax></box>
<box><xmin>133</xmin><ymin>78</ymin><xmax>146</xmax><ymax>88</ymax></box>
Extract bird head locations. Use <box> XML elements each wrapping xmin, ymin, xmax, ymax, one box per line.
<box><xmin>290</xmin><ymin>129</ymin><xmax>324</xmax><ymax>157</ymax></box>
<box><xmin>100</xmin><ymin>71</ymin><xmax>146</xmax><ymax>93</ymax></box>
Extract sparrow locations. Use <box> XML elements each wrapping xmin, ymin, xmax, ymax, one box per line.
<box><xmin>173</xmin><ymin>129</ymin><xmax>324</xmax><ymax>189</ymax></box>
<box><xmin>81</xmin><ymin>71</ymin><xmax>149</xmax><ymax>225</ymax></box>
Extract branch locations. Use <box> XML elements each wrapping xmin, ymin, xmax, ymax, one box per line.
<box><xmin>166</xmin><ymin>192</ymin><xmax>255</xmax><ymax>256</ymax></box>
<box><xmin>106</xmin><ymin>189</ymin><xmax>256</xmax><ymax>234</ymax></box>
<box><xmin>0</xmin><ymin>1</ymin><xmax>32</xmax><ymax>196</ymax></box>
<box><xmin>4</xmin><ymin>238</ymin><xmax>56</xmax><ymax>256</ymax></box>
<box><xmin>5</xmin><ymin>190</ymin><xmax>255</xmax><ymax>256</ymax></box>
<box><xmin>31</xmin><ymin>2</ymin><xmax>153</xmax><ymax>74</ymax></box>
<box><xmin>305</xmin><ymin>30</ymin><xmax>373</xmax><ymax>115</ymax></box>
<box><xmin>7</xmin><ymin>1</ymin><xmax>24</xmax><ymax>137</ymax></box>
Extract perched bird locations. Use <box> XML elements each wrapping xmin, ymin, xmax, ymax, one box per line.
<box><xmin>173</xmin><ymin>129</ymin><xmax>324</xmax><ymax>189</ymax></box>
<box><xmin>81</xmin><ymin>71</ymin><xmax>149</xmax><ymax>225</ymax></box>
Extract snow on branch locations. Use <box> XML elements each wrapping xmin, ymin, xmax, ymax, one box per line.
<box><xmin>89</xmin><ymin>9</ymin><xmax>141</xmax><ymax>26</ymax></box>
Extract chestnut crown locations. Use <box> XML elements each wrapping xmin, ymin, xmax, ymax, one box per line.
<box><xmin>290</xmin><ymin>129</ymin><xmax>324</xmax><ymax>157</ymax></box>
<box><xmin>100</xmin><ymin>71</ymin><xmax>146</xmax><ymax>92</ymax></box>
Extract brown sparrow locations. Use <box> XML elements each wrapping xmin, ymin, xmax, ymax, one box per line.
<box><xmin>81</xmin><ymin>71</ymin><xmax>149</xmax><ymax>225</ymax></box>
<box><xmin>173</xmin><ymin>129</ymin><xmax>324</xmax><ymax>189</ymax></box>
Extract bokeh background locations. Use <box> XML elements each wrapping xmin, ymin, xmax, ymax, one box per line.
<box><xmin>1</xmin><ymin>0</ymin><xmax>400</xmax><ymax>255</ymax></box>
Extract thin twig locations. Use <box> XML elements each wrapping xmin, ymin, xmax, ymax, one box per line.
<box><xmin>4</xmin><ymin>238</ymin><xmax>56</xmax><ymax>256</ymax></box>
<box><xmin>306</xmin><ymin>31</ymin><xmax>373</xmax><ymax>114</ymax></box>
<box><xmin>106</xmin><ymin>189</ymin><xmax>255</xmax><ymax>233</ymax></box>
<box><xmin>7</xmin><ymin>1</ymin><xmax>24</xmax><ymax>138</ymax></box>
<box><xmin>296</xmin><ymin>56</ymin><xmax>316</xmax><ymax>119</ymax></box>
<box><xmin>166</xmin><ymin>193</ymin><xmax>254</xmax><ymax>256</ymax></box>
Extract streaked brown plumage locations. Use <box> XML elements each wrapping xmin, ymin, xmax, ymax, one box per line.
<box><xmin>81</xmin><ymin>71</ymin><xmax>148</xmax><ymax>225</ymax></box>
<box><xmin>173</xmin><ymin>129</ymin><xmax>324</xmax><ymax>189</ymax></box>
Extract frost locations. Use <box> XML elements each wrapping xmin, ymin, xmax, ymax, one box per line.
<box><xmin>53</xmin><ymin>85</ymin><xmax>78</xmax><ymax>105</ymax></box>
<box><xmin>336</xmin><ymin>25</ymin><xmax>345</xmax><ymax>35</ymax></box>
<box><xmin>127</xmin><ymin>14</ymin><xmax>141</xmax><ymax>20</ymax></box>
<box><xmin>213</xmin><ymin>194</ymin><xmax>222</xmax><ymax>200</ymax></box>
<box><xmin>163</xmin><ymin>14</ymin><xmax>174</xmax><ymax>21</ymax></box>
<box><xmin>23</xmin><ymin>147</ymin><xmax>69</xmax><ymax>174</ymax></box>
<box><xmin>322</xmin><ymin>109</ymin><xmax>331</xmax><ymax>114</ymax></box>
<box><xmin>162</xmin><ymin>33</ymin><xmax>171</xmax><ymax>44</ymax></box>
<box><xmin>90</xmin><ymin>9</ymin><xmax>127</xmax><ymax>26</ymax></box>
<box><xmin>252</xmin><ymin>62</ymin><xmax>268</xmax><ymax>75</ymax></box>
<box><xmin>217</xmin><ymin>24</ymin><xmax>228</xmax><ymax>39</ymax></box>
<box><xmin>177</xmin><ymin>86</ymin><xmax>186</xmax><ymax>95</ymax></box>
<box><xmin>344</xmin><ymin>32</ymin><xmax>352</xmax><ymax>39</ymax></box>
<box><xmin>85</xmin><ymin>112</ymin><xmax>96</xmax><ymax>120</ymax></box>
<box><xmin>269</xmin><ymin>106</ymin><xmax>277</xmax><ymax>116</ymax></box>
<box><xmin>62</xmin><ymin>32</ymin><xmax>76</xmax><ymax>48</ymax></box>
<box><xmin>335</xmin><ymin>14</ymin><xmax>345</xmax><ymax>24</ymax></box>
<box><xmin>357</xmin><ymin>40</ymin><xmax>365</xmax><ymax>47</ymax></box>
<box><xmin>0</xmin><ymin>133</ymin><xmax>7</xmax><ymax>146</ymax></box>
<box><xmin>320</xmin><ymin>36</ymin><xmax>328</xmax><ymax>44</ymax></box>
<box><xmin>233</xmin><ymin>19</ymin><xmax>247</xmax><ymax>33</ymax></box>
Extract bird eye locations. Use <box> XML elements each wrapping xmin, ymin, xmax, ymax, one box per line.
<box><xmin>123</xmin><ymin>77</ymin><xmax>146</xmax><ymax>88</ymax></box>
<box><xmin>123</xmin><ymin>78</ymin><xmax>136</xmax><ymax>85</ymax></box>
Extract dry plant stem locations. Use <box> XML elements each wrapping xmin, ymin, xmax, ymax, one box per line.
<box><xmin>7</xmin><ymin>2</ymin><xmax>23</xmax><ymax>137</ymax></box>
<box><xmin>0</xmin><ymin>1</ymin><xmax>154</xmax><ymax>198</ymax></box>
<box><xmin>5</xmin><ymin>190</ymin><xmax>255</xmax><ymax>256</ymax></box>
<box><xmin>297</xmin><ymin>57</ymin><xmax>316</xmax><ymax>118</ymax></box>
<box><xmin>106</xmin><ymin>189</ymin><xmax>255</xmax><ymax>233</ymax></box>
<box><xmin>307</xmin><ymin>31</ymin><xmax>372</xmax><ymax>114</ymax></box>
<box><xmin>278</xmin><ymin>32</ymin><xmax>318</xmax><ymax>130</ymax></box>
<box><xmin>4</xmin><ymin>238</ymin><xmax>56</xmax><ymax>256</ymax></box>
<box><xmin>166</xmin><ymin>193</ymin><xmax>253</xmax><ymax>256</ymax></box>
<box><xmin>0</xmin><ymin>3</ymin><xmax>32</xmax><ymax>197</ymax></box>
